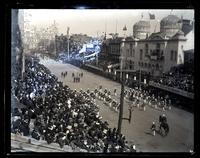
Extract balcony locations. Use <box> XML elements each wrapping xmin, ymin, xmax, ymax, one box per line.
<box><xmin>150</xmin><ymin>50</ymin><xmax>164</xmax><ymax>61</ymax></box>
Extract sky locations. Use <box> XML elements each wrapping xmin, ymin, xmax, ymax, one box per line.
<box><xmin>19</xmin><ymin>9</ymin><xmax>194</xmax><ymax>37</ymax></box>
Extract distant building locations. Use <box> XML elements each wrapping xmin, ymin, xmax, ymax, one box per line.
<box><xmin>182</xmin><ymin>20</ymin><xmax>194</xmax><ymax>64</ymax></box>
<box><xmin>100</xmin><ymin>37</ymin><xmax>123</xmax><ymax>63</ymax></box>
<box><xmin>121</xmin><ymin>14</ymin><xmax>193</xmax><ymax>77</ymax></box>
<box><xmin>55</xmin><ymin>33</ymin><xmax>92</xmax><ymax>55</ymax></box>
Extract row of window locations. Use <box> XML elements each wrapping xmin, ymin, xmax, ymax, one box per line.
<box><xmin>124</xmin><ymin>47</ymin><xmax>178</xmax><ymax>62</ymax></box>
<box><xmin>138</xmin><ymin>61</ymin><xmax>163</xmax><ymax>69</ymax></box>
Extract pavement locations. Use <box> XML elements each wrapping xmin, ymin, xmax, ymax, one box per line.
<box><xmin>41</xmin><ymin>60</ymin><xmax>194</xmax><ymax>152</ymax></box>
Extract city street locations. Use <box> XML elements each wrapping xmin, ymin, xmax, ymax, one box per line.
<box><xmin>42</xmin><ymin>60</ymin><xmax>194</xmax><ymax>152</ymax></box>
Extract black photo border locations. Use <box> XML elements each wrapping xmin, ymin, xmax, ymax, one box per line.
<box><xmin>2</xmin><ymin>0</ymin><xmax>199</xmax><ymax>158</ymax></box>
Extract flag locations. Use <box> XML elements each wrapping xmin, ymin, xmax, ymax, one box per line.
<box><xmin>149</xmin><ymin>13</ymin><xmax>155</xmax><ymax>20</ymax></box>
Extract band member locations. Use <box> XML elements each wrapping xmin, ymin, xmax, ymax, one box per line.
<box><xmin>151</xmin><ymin>122</ymin><xmax>156</xmax><ymax>136</ymax></box>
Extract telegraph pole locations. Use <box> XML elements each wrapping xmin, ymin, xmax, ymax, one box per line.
<box><xmin>117</xmin><ymin>25</ymin><xmax>127</xmax><ymax>134</ymax></box>
<box><xmin>139</xmin><ymin>69</ymin><xmax>141</xmax><ymax>89</ymax></box>
<box><xmin>118</xmin><ymin>71</ymin><xmax>125</xmax><ymax>134</ymax></box>
<box><xmin>67</xmin><ymin>27</ymin><xmax>70</xmax><ymax>60</ymax></box>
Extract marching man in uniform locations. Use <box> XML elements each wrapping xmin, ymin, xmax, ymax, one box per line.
<box><xmin>151</xmin><ymin>121</ymin><xmax>156</xmax><ymax>136</ymax></box>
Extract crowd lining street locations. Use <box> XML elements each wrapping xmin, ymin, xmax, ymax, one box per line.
<box><xmin>42</xmin><ymin>60</ymin><xmax>194</xmax><ymax>152</ymax></box>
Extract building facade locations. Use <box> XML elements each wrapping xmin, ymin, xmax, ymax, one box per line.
<box><xmin>100</xmin><ymin>37</ymin><xmax>123</xmax><ymax>63</ymax></box>
<box><xmin>121</xmin><ymin>15</ymin><xmax>190</xmax><ymax>77</ymax></box>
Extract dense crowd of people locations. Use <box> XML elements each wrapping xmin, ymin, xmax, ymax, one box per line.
<box><xmin>11</xmin><ymin>57</ymin><xmax>135</xmax><ymax>152</ymax></box>
<box><xmin>153</xmin><ymin>68</ymin><xmax>194</xmax><ymax>93</ymax></box>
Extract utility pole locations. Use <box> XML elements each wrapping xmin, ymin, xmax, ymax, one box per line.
<box><xmin>139</xmin><ymin>69</ymin><xmax>141</xmax><ymax>90</ymax></box>
<box><xmin>96</xmin><ymin>53</ymin><xmax>98</xmax><ymax>66</ymax></box>
<box><xmin>67</xmin><ymin>27</ymin><xmax>70</xmax><ymax>60</ymax></box>
<box><xmin>117</xmin><ymin>26</ymin><xmax>127</xmax><ymax>134</ymax></box>
<box><xmin>118</xmin><ymin>71</ymin><xmax>125</xmax><ymax>134</ymax></box>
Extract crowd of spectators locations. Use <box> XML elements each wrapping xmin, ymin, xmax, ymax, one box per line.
<box><xmin>153</xmin><ymin>67</ymin><xmax>194</xmax><ymax>93</ymax></box>
<box><xmin>11</xmin><ymin>57</ymin><xmax>135</xmax><ymax>152</ymax></box>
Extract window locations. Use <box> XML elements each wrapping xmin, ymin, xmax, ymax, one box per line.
<box><xmin>156</xmin><ymin>64</ymin><xmax>159</xmax><ymax>70</ymax></box>
<box><xmin>145</xmin><ymin>63</ymin><xmax>147</xmax><ymax>67</ymax></box>
<box><xmin>145</xmin><ymin>44</ymin><xmax>148</xmax><ymax>55</ymax></box>
<box><xmin>171</xmin><ymin>50</ymin><xmax>174</xmax><ymax>61</ymax></box>
<box><xmin>156</xmin><ymin>43</ymin><xmax>161</xmax><ymax>49</ymax></box>
<box><xmin>132</xmin><ymin>49</ymin><xmax>135</xmax><ymax>57</ymax></box>
<box><xmin>161</xmin><ymin>50</ymin><xmax>164</xmax><ymax>56</ymax></box>
<box><xmin>148</xmin><ymin>63</ymin><xmax>151</xmax><ymax>68</ymax></box>
<box><xmin>140</xmin><ymin>49</ymin><xmax>143</xmax><ymax>60</ymax></box>
<box><xmin>130</xmin><ymin>43</ymin><xmax>133</xmax><ymax>57</ymax></box>
<box><xmin>174</xmin><ymin>51</ymin><xmax>177</xmax><ymax>61</ymax></box>
<box><xmin>127</xmin><ymin>49</ymin><xmax>130</xmax><ymax>56</ymax></box>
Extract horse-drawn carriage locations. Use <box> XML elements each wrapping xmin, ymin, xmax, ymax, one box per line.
<box><xmin>159</xmin><ymin>115</ymin><xmax>169</xmax><ymax>136</ymax></box>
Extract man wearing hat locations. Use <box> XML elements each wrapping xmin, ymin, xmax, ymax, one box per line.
<box><xmin>151</xmin><ymin>121</ymin><xmax>156</xmax><ymax>136</ymax></box>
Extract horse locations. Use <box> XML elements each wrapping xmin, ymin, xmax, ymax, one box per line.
<box><xmin>159</xmin><ymin>121</ymin><xmax>169</xmax><ymax>136</ymax></box>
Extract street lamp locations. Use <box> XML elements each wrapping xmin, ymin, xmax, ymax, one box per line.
<box><xmin>67</xmin><ymin>27</ymin><xmax>70</xmax><ymax>61</ymax></box>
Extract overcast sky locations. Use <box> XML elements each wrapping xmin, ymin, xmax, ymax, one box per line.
<box><xmin>19</xmin><ymin>9</ymin><xmax>194</xmax><ymax>37</ymax></box>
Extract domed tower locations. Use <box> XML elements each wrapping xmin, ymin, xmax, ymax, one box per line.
<box><xmin>160</xmin><ymin>15</ymin><xmax>182</xmax><ymax>37</ymax></box>
<box><xmin>133</xmin><ymin>20</ymin><xmax>150</xmax><ymax>39</ymax></box>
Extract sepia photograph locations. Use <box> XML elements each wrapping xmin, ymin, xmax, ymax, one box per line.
<box><xmin>11</xmin><ymin>9</ymin><xmax>194</xmax><ymax>153</ymax></box>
